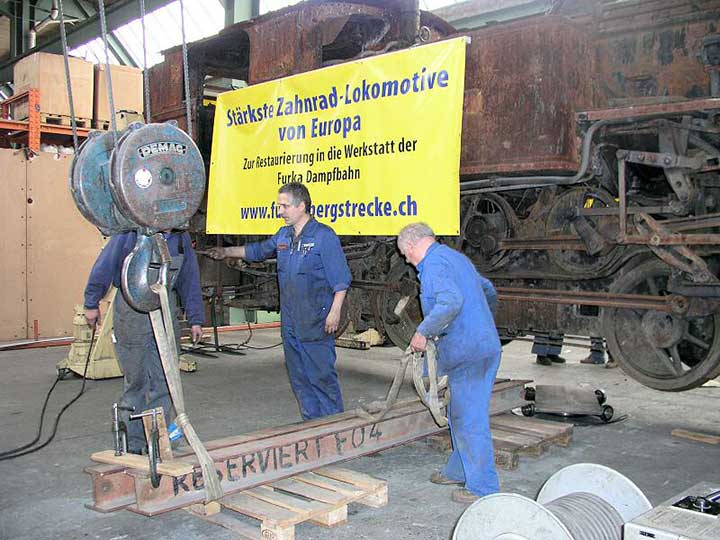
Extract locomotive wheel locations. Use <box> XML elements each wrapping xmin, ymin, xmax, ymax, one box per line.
<box><xmin>546</xmin><ymin>187</ymin><xmax>621</xmax><ymax>274</ymax></box>
<box><xmin>456</xmin><ymin>194</ymin><xmax>515</xmax><ymax>272</ymax></box>
<box><xmin>378</xmin><ymin>257</ymin><xmax>422</xmax><ymax>349</ymax></box>
<box><xmin>602</xmin><ymin>259</ymin><xmax>720</xmax><ymax>391</ymax></box>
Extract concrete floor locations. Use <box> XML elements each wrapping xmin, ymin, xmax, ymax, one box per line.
<box><xmin>1</xmin><ymin>329</ymin><xmax>720</xmax><ymax>540</ymax></box>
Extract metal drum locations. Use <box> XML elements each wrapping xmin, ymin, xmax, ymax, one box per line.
<box><xmin>110</xmin><ymin>121</ymin><xmax>205</xmax><ymax>232</ymax></box>
<box><xmin>70</xmin><ymin>130</ymin><xmax>135</xmax><ymax>235</ymax></box>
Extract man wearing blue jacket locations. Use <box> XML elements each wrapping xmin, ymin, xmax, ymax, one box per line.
<box><xmin>208</xmin><ymin>183</ymin><xmax>351</xmax><ymax>420</ymax></box>
<box><xmin>398</xmin><ymin>222</ymin><xmax>501</xmax><ymax>504</ymax></box>
<box><xmin>84</xmin><ymin>231</ymin><xmax>204</xmax><ymax>454</ymax></box>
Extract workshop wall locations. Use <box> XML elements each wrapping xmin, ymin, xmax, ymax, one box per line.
<box><xmin>0</xmin><ymin>149</ymin><xmax>104</xmax><ymax>341</ymax></box>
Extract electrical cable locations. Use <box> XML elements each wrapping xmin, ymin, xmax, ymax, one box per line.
<box><xmin>0</xmin><ymin>327</ymin><xmax>96</xmax><ymax>461</ymax></box>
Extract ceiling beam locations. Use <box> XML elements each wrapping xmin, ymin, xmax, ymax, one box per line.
<box><xmin>0</xmin><ymin>0</ymin><xmax>173</xmax><ymax>81</ymax></box>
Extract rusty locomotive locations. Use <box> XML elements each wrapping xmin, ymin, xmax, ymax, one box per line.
<box><xmin>148</xmin><ymin>0</ymin><xmax>720</xmax><ymax>391</ymax></box>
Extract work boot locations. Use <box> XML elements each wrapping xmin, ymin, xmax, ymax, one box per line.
<box><xmin>581</xmin><ymin>353</ymin><xmax>605</xmax><ymax>365</ymax></box>
<box><xmin>430</xmin><ymin>471</ymin><xmax>463</xmax><ymax>485</ymax></box>
<box><xmin>451</xmin><ymin>488</ymin><xmax>481</xmax><ymax>504</ymax></box>
<box><xmin>548</xmin><ymin>354</ymin><xmax>566</xmax><ymax>364</ymax></box>
<box><xmin>606</xmin><ymin>356</ymin><xmax>619</xmax><ymax>369</ymax></box>
<box><xmin>535</xmin><ymin>355</ymin><xmax>553</xmax><ymax>366</ymax></box>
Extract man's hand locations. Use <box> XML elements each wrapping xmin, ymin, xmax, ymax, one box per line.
<box><xmin>325</xmin><ymin>307</ymin><xmax>342</xmax><ymax>334</ymax></box>
<box><xmin>191</xmin><ymin>324</ymin><xmax>203</xmax><ymax>344</ymax></box>
<box><xmin>85</xmin><ymin>308</ymin><xmax>100</xmax><ymax>330</ymax></box>
<box><xmin>204</xmin><ymin>247</ymin><xmax>228</xmax><ymax>260</ymax></box>
<box><xmin>410</xmin><ymin>331</ymin><xmax>427</xmax><ymax>352</ymax></box>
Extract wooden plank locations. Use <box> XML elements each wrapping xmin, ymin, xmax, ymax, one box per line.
<box><xmin>222</xmin><ymin>492</ymin><xmax>300</xmax><ymax>527</ymax></box>
<box><xmin>246</xmin><ymin>486</ymin><xmax>332</xmax><ymax>516</ymax></box>
<box><xmin>247</xmin><ymin>485</ymin><xmax>347</xmax><ymax>528</ymax></box>
<box><xmin>492</xmin><ymin>414</ymin><xmax>571</xmax><ymax>436</ymax></box>
<box><xmin>90</xmin><ymin>450</ymin><xmax>193</xmax><ymax>476</ymax></box>
<box><xmin>272</xmin><ymin>478</ymin><xmax>347</xmax><ymax>504</ymax></box>
<box><xmin>314</xmin><ymin>467</ymin><xmax>386</xmax><ymax>490</ymax></box>
<box><xmin>294</xmin><ymin>472</ymin><xmax>365</xmax><ymax>497</ymax></box>
<box><xmin>491</xmin><ymin>426</ymin><xmax>542</xmax><ymax>448</ymax></box>
<box><xmin>671</xmin><ymin>429</ymin><xmax>720</xmax><ymax>445</ymax></box>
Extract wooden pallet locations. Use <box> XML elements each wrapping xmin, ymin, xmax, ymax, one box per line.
<box><xmin>188</xmin><ymin>466</ymin><xmax>388</xmax><ymax>540</ymax></box>
<box><xmin>93</xmin><ymin>111</ymin><xmax>144</xmax><ymax>131</ymax></box>
<box><xmin>426</xmin><ymin>413</ymin><xmax>573</xmax><ymax>471</ymax></box>
<box><xmin>40</xmin><ymin>113</ymin><xmax>90</xmax><ymax>127</ymax></box>
<box><xmin>492</xmin><ymin>414</ymin><xmax>573</xmax><ymax>470</ymax></box>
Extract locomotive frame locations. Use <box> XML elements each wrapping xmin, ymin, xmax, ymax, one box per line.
<box><xmin>148</xmin><ymin>0</ymin><xmax>720</xmax><ymax>392</ymax></box>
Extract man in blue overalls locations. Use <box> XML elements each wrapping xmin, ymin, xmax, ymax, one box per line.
<box><xmin>208</xmin><ymin>183</ymin><xmax>351</xmax><ymax>420</ymax></box>
<box><xmin>84</xmin><ymin>231</ymin><xmax>204</xmax><ymax>454</ymax></box>
<box><xmin>398</xmin><ymin>222</ymin><xmax>501</xmax><ymax>504</ymax></box>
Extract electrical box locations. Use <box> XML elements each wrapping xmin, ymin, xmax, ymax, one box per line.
<box><xmin>624</xmin><ymin>482</ymin><xmax>720</xmax><ymax>540</ymax></box>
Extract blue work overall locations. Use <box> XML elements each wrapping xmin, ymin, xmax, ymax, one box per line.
<box><xmin>245</xmin><ymin>218</ymin><xmax>352</xmax><ymax>420</ymax></box>
<box><xmin>416</xmin><ymin>242</ymin><xmax>502</xmax><ymax>497</ymax></box>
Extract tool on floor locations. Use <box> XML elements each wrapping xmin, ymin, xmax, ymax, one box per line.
<box><xmin>521</xmin><ymin>384</ymin><xmax>615</xmax><ymax>422</ymax></box>
<box><xmin>130</xmin><ymin>409</ymin><xmax>164</xmax><ymax>488</ymax></box>
<box><xmin>112</xmin><ymin>403</ymin><xmax>134</xmax><ymax>456</ymax></box>
<box><xmin>453</xmin><ymin>463</ymin><xmax>652</xmax><ymax>540</ymax></box>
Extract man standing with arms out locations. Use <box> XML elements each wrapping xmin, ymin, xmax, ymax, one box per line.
<box><xmin>397</xmin><ymin>222</ymin><xmax>501</xmax><ymax>504</ymax></box>
<box><xmin>84</xmin><ymin>231</ymin><xmax>204</xmax><ymax>455</ymax></box>
<box><xmin>208</xmin><ymin>182</ymin><xmax>351</xmax><ymax>420</ymax></box>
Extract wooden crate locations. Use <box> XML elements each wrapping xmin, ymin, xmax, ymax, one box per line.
<box><xmin>188</xmin><ymin>466</ymin><xmax>388</xmax><ymax>540</ymax></box>
<box><xmin>94</xmin><ymin>64</ymin><xmax>144</xmax><ymax>124</ymax></box>
<box><xmin>13</xmin><ymin>52</ymin><xmax>94</xmax><ymax>119</ymax></box>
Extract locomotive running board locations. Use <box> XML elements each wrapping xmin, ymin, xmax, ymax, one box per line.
<box><xmin>85</xmin><ymin>379</ymin><xmax>528</xmax><ymax>516</ymax></box>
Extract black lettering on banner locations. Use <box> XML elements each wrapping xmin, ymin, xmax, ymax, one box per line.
<box><xmin>351</xmin><ymin>427</ymin><xmax>366</xmax><ymax>449</ymax></box>
<box><xmin>278</xmin><ymin>446</ymin><xmax>292</xmax><ymax>469</ymax></box>
<box><xmin>241</xmin><ymin>453</ymin><xmax>256</xmax><ymax>477</ymax></box>
<box><xmin>173</xmin><ymin>474</ymin><xmax>190</xmax><ymax>496</ymax></box>
<box><xmin>314</xmin><ymin>437</ymin><xmax>322</xmax><ymax>458</ymax></box>
<box><xmin>370</xmin><ymin>424</ymin><xmax>383</xmax><ymax>442</ymax></box>
<box><xmin>227</xmin><ymin>459</ymin><xmax>238</xmax><ymax>481</ymax></box>
<box><xmin>334</xmin><ymin>432</ymin><xmax>348</xmax><ymax>455</ymax></box>
<box><xmin>295</xmin><ymin>440</ymin><xmax>309</xmax><ymax>464</ymax></box>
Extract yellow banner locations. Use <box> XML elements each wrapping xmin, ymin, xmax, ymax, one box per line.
<box><xmin>207</xmin><ymin>38</ymin><xmax>466</xmax><ymax>235</ymax></box>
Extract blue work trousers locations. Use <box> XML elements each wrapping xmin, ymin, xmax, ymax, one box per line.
<box><xmin>442</xmin><ymin>352</ymin><xmax>501</xmax><ymax>496</ymax></box>
<box><xmin>282</xmin><ymin>325</ymin><xmax>343</xmax><ymax>420</ymax></box>
<box><xmin>114</xmin><ymin>293</ymin><xmax>176</xmax><ymax>453</ymax></box>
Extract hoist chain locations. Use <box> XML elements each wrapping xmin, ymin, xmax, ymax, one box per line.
<box><xmin>97</xmin><ymin>0</ymin><xmax>119</xmax><ymax>145</ymax></box>
<box><xmin>140</xmin><ymin>0</ymin><xmax>151</xmax><ymax>123</ymax></box>
<box><xmin>57</xmin><ymin>0</ymin><xmax>78</xmax><ymax>152</ymax></box>
<box><xmin>179</xmin><ymin>0</ymin><xmax>193</xmax><ymax>138</ymax></box>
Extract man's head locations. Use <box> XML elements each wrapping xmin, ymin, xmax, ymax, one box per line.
<box><xmin>397</xmin><ymin>222</ymin><xmax>436</xmax><ymax>267</ymax></box>
<box><xmin>277</xmin><ymin>182</ymin><xmax>312</xmax><ymax>226</ymax></box>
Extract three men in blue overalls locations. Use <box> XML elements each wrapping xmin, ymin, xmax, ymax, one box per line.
<box><xmin>398</xmin><ymin>222</ymin><xmax>502</xmax><ymax>504</ymax></box>
<box><xmin>208</xmin><ymin>183</ymin><xmax>351</xmax><ymax>420</ymax></box>
<box><xmin>84</xmin><ymin>231</ymin><xmax>205</xmax><ymax>454</ymax></box>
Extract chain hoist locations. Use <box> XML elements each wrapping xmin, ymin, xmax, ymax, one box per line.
<box><xmin>63</xmin><ymin>1</ymin><xmax>221</xmax><ymax>502</ymax></box>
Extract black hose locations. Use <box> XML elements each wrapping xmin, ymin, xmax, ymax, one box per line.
<box><xmin>0</xmin><ymin>327</ymin><xmax>96</xmax><ymax>461</ymax></box>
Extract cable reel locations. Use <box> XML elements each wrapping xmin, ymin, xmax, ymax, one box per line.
<box><xmin>453</xmin><ymin>463</ymin><xmax>652</xmax><ymax>540</ymax></box>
